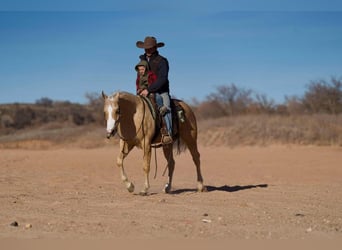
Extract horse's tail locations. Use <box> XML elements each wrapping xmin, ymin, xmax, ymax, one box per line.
<box><xmin>174</xmin><ymin>136</ymin><xmax>187</xmax><ymax>155</ymax></box>
<box><xmin>173</xmin><ymin>99</ymin><xmax>198</xmax><ymax>155</ymax></box>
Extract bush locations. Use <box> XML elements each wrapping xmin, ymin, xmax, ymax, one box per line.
<box><xmin>207</xmin><ymin>84</ymin><xmax>253</xmax><ymax>116</ymax></box>
<box><xmin>195</xmin><ymin>100</ymin><xmax>227</xmax><ymax>120</ymax></box>
<box><xmin>36</xmin><ymin>97</ymin><xmax>53</xmax><ymax>107</ymax></box>
<box><xmin>303</xmin><ymin>77</ymin><xmax>342</xmax><ymax>114</ymax></box>
<box><xmin>13</xmin><ymin>107</ymin><xmax>35</xmax><ymax>129</ymax></box>
<box><xmin>1</xmin><ymin>114</ymin><xmax>14</xmax><ymax>128</ymax></box>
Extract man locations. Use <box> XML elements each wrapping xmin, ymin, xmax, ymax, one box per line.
<box><xmin>136</xmin><ymin>36</ymin><xmax>172</xmax><ymax>144</ymax></box>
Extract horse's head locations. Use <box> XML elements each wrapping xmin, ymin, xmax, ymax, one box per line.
<box><xmin>102</xmin><ymin>91</ymin><xmax>120</xmax><ymax>139</ymax></box>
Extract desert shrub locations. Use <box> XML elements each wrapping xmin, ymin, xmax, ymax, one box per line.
<box><xmin>85</xmin><ymin>92</ymin><xmax>102</xmax><ymax>108</ymax></box>
<box><xmin>253</xmin><ymin>93</ymin><xmax>276</xmax><ymax>114</ymax></box>
<box><xmin>70</xmin><ymin>110</ymin><xmax>94</xmax><ymax>125</ymax></box>
<box><xmin>284</xmin><ymin>95</ymin><xmax>305</xmax><ymax>115</ymax></box>
<box><xmin>207</xmin><ymin>84</ymin><xmax>253</xmax><ymax>116</ymax></box>
<box><xmin>1</xmin><ymin>114</ymin><xmax>14</xmax><ymax>128</ymax></box>
<box><xmin>13</xmin><ymin>107</ymin><xmax>35</xmax><ymax>129</ymax></box>
<box><xmin>195</xmin><ymin>100</ymin><xmax>227</xmax><ymax>120</ymax></box>
<box><xmin>204</xmin><ymin>84</ymin><xmax>279</xmax><ymax>116</ymax></box>
<box><xmin>36</xmin><ymin>97</ymin><xmax>53</xmax><ymax>107</ymax></box>
<box><xmin>303</xmin><ymin>77</ymin><xmax>342</xmax><ymax>114</ymax></box>
<box><xmin>85</xmin><ymin>92</ymin><xmax>103</xmax><ymax>125</ymax></box>
<box><xmin>274</xmin><ymin>104</ymin><xmax>288</xmax><ymax>115</ymax></box>
<box><xmin>197</xmin><ymin>114</ymin><xmax>342</xmax><ymax>146</ymax></box>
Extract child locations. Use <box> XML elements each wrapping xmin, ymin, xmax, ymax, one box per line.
<box><xmin>135</xmin><ymin>60</ymin><xmax>157</xmax><ymax>95</ymax></box>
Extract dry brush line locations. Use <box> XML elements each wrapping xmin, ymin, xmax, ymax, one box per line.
<box><xmin>0</xmin><ymin>115</ymin><xmax>341</xmax><ymax>149</ymax></box>
<box><xmin>197</xmin><ymin>114</ymin><xmax>342</xmax><ymax>147</ymax></box>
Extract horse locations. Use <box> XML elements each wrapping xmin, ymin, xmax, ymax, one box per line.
<box><xmin>102</xmin><ymin>91</ymin><xmax>205</xmax><ymax>195</ymax></box>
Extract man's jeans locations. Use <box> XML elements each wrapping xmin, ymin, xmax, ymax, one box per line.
<box><xmin>156</xmin><ymin>92</ymin><xmax>172</xmax><ymax>135</ymax></box>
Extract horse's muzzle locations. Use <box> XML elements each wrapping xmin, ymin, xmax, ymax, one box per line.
<box><xmin>106</xmin><ymin>128</ymin><xmax>117</xmax><ymax>139</ymax></box>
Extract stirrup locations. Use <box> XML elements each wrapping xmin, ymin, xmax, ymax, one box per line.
<box><xmin>159</xmin><ymin>106</ymin><xmax>168</xmax><ymax>115</ymax></box>
<box><xmin>161</xmin><ymin>134</ymin><xmax>173</xmax><ymax>145</ymax></box>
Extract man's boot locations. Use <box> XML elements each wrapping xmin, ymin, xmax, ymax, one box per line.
<box><xmin>161</xmin><ymin>108</ymin><xmax>173</xmax><ymax>145</ymax></box>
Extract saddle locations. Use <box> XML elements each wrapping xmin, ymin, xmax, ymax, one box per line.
<box><xmin>142</xmin><ymin>94</ymin><xmax>185</xmax><ymax>148</ymax></box>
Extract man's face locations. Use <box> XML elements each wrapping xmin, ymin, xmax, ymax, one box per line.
<box><xmin>145</xmin><ymin>46</ymin><xmax>157</xmax><ymax>57</ymax></box>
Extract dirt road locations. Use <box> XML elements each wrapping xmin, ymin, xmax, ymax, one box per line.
<box><xmin>1</xmin><ymin>145</ymin><xmax>342</xmax><ymax>239</ymax></box>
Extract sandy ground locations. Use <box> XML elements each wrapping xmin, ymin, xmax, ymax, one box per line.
<box><xmin>1</xmin><ymin>144</ymin><xmax>342</xmax><ymax>240</ymax></box>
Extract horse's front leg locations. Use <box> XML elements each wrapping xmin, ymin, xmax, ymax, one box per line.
<box><xmin>140</xmin><ymin>143</ymin><xmax>152</xmax><ymax>195</ymax></box>
<box><xmin>162</xmin><ymin>144</ymin><xmax>175</xmax><ymax>194</ymax></box>
<box><xmin>117</xmin><ymin>140</ymin><xmax>135</xmax><ymax>193</ymax></box>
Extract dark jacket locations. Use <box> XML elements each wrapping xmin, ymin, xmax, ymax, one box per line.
<box><xmin>139</xmin><ymin>51</ymin><xmax>170</xmax><ymax>94</ymax></box>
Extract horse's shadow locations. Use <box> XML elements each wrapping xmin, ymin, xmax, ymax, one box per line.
<box><xmin>170</xmin><ymin>184</ymin><xmax>268</xmax><ymax>194</ymax></box>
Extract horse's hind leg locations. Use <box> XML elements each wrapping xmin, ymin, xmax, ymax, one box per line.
<box><xmin>162</xmin><ymin>144</ymin><xmax>175</xmax><ymax>193</ymax></box>
<box><xmin>117</xmin><ymin>140</ymin><xmax>135</xmax><ymax>193</ymax></box>
<box><xmin>189</xmin><ymin>143</ymin><xmax>205</xmax><ymax>192</ymax></box>
<box><xmin>183</xmin><ymin>136</ymin><xmax>206</xmax><ymax>192</ymax></box>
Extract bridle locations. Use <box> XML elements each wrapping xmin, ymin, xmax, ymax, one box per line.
<box><xmin>106</xmin><ymin>105</ymin><xmax>120</xmax><ymax>139</ymax></box>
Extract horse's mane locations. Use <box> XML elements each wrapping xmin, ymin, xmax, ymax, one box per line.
<box><xmin>107</xmin><ymin>91</ymin><xmax>139</xmax><ymax>107</ymax></box>
<box><xmin>112</xmin><ymin>91</ymin><xmax>135</xmax><ymax>99</ymax></box>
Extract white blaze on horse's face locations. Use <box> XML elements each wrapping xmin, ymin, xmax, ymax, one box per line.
<box><xmin>106</xmin><ymin>104</ymin><xmax>115</xmax><ymax>134</ymax></box>
<box><xmin>103</xmin><ymin>95</ymin><xmax>119</xmax><ymax>138</ymax></box>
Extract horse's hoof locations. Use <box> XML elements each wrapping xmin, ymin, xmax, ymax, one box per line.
<box><xmin>163</xmin><ymin>183</ymin><xmax>171</xmax><ymax>193</ymax></box>
<box><xmin>139</xmin><ymin>191</ymin><xmax>148</xmax><ymax>196</ymax></box>
<box><xmin>127</xmin><ymin>183</ymin><xmax>135</xmax><ymax>193</ymax></box>
<box><xmin>198</xmin><ymin>184</ymin><xmax>207</xmax><ymax>192</ymax></box>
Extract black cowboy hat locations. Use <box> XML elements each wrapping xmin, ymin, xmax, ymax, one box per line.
<box><xmin>136</xmin><ymin>36</ymin><xmax>165</xmax><ymax>49</ymax></box>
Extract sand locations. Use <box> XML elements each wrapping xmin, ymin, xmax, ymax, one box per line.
<box><xmin>1</xmin><ymin>145</ymin><xmax>342</xmax><ymax>239</ymax></box>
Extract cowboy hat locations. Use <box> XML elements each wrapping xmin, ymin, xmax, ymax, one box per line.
<box><xmin>136</xmin><ymin>36</ymin><xmax>165</xmax><ymax>49</ymax></box>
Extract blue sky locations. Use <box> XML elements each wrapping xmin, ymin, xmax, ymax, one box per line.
<box><xmin>0</xmin><ymin>1</ymin><xmax>342</xmax><ymax>104</ymax></box>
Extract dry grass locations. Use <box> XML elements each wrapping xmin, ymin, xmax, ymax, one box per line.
<box><xmin>0</xmin><ymin>123</ymin><xmax>111</xmax><ymax>149</ymax></box>
<box><xmin>198</xmin><ymin>114</ymin><xmax>342</xmax><ymax>147</ymax></box>
<box><xmin>0</xmin><ymin>114</ymin><xmax>341</xmax><ymax>149</ymax></box>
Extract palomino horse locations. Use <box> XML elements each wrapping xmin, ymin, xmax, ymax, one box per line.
<box><xmin>102</xmin><ymin>91</ymin><xmax>205</xmax><ymax>195</ymax></box>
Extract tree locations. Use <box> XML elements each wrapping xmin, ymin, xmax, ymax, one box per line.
<box><xmin>285</xmin><ymin>95</ymin><xmax>305</xmax><ymax>115</ymax></box>
<box><xmin>303</xmin><ymin>77</ymin><xmax>342</xmax><ymax>114</ymax></box>
<box><xmin>36</xmin><ymin>97</ymin><xmax>53</xmax><ymax>107</ymax></box>
<box><xmin>195</xmin><ymin>100</ymin><xmax>227</xmax><ymax>119</ymax></box>
<box><xmin>85</xmin><ymin>92</ymin><xmax>103</xmax><ymax>124</ymax></box>
<box><xmin>254</xmin><ymin>93</ymin><xmax>275</xmax><ymax>114</ymax></box>
<box><xmin>85</xmin><ymin>92</ymin><xmax>102</xmax><ymax>107</ymax></box>
<box><xmin>13</xmin><ymin>107</ymin><xmax>35</xmax><ymax>129</ymax></box>
<box><xmin>207</xmin><ymin>84</ymin><xmax>253</xmax><ymax>116</ymax></box>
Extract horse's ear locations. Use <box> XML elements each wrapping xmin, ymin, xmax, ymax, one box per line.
<box><xmin>101</xmin><ymin>91</ymin><xmax>107</xmax><ymax>99</ymax></box>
